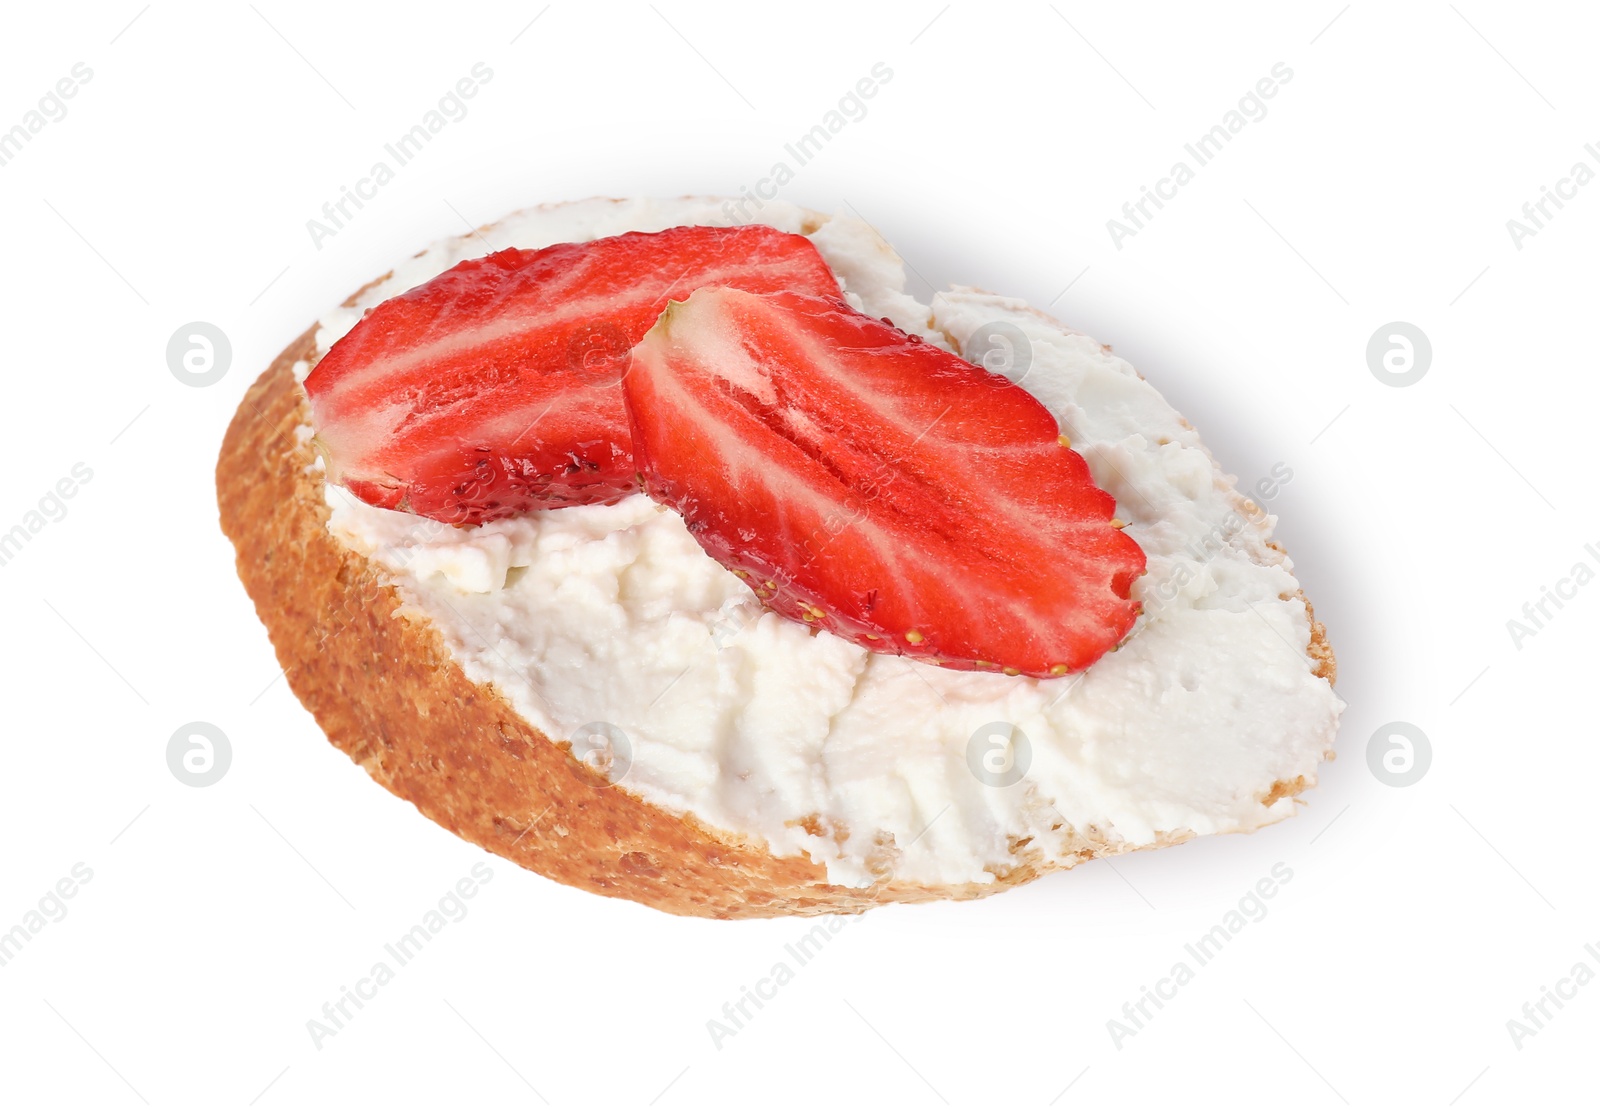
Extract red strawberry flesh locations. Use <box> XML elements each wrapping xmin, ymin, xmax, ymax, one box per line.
<box><xmin>623</xmin><ymin>289</ymin><xmax>1147</xmax><ymax>676</ymax></box>
<box><xmin>304</xmin><ymin>225</ymin><xmax>841</xmax><ymax>524</ymax></box>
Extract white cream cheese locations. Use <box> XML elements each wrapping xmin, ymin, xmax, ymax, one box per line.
<box><xmin>314</xmin><ymin>198</ymin><xmax>1343</xmax><ymax>888</ymax></box>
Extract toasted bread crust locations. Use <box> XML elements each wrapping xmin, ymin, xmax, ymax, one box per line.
<box><xmin>218</xmin><ymin>323</ymin><xmax>1337</xmax><ymax>921</ymax></box>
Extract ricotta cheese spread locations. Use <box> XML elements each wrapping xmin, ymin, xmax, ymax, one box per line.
<box><xmin>312</xmin><ymin>197</ymin><xmax>1343</xmax><ymax>888</ymax></box>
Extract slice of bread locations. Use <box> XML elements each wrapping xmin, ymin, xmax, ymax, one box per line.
<box><xmin>217</xmin><ymin>199</ymin><xmax>1339</xmax><ymax>919</ymax></box>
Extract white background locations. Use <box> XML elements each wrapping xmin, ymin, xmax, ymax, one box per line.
<box><xmin>1</xmin><ymin>1</ymin><xmax>1594</xmax><ymax>1106</ymax></box>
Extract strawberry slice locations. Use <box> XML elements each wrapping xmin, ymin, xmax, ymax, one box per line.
<box><xmin>624</xmin><ymin>289</ymin><xmax>1146</xmax><ymax>676</ymax></box>
<box><xmin>304</xmin><ymin>225</ymin><xmax>841</xmax><ymax>525</ymax></box>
